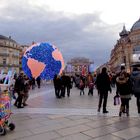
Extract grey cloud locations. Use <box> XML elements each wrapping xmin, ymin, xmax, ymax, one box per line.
<box><xmin>0</xmin><ymin>0</ymin><xmax>121</xmax><ymax>67</ymax></box>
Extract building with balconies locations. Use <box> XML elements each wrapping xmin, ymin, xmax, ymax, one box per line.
<box><xmin>109</xmin><ymin>18</ymin><xmax>140</xmax><ymax>73</ymax></box>
<box><xmin>0</xmin><ymin>35</ymin><xmax>22</xmax><ymax>73</ymax></box>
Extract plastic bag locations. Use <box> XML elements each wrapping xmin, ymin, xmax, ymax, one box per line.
<box><xmin>114</xmin><ymin>95</ymin><xmax>120</xmax><ymax>105</ymax></box>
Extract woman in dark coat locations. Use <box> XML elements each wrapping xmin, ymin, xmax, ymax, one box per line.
<box><xmin>116</xmin><ymin>71</ymin><xmax>132</xmax><ymax>117</ymax></box>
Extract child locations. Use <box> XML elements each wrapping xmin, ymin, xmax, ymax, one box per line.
<box><xmin>79</xmin><ymin>79</ymin><xmax>85</xmax><ymax>95</ymax></box>
<box><xmin>88</xmin><ymin>81</ymin><xmax>94</xmax><ymax>96</ymax></box>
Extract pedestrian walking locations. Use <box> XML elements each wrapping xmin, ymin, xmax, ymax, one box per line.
<box><xmin>60</xmin><ymin>72</ymin><xmax>67</xmax><ymax>97</ymax></box>
<box><xmin>65</xmin><ymin>75</ymin><xmax>72</xmax><ymax>97</ymax></box>
<box><xmin>31</xmin><ymin>78</ymin><xmax>36</xmax><ymax>89</ymax></box>
<box><xmin>53</xmin><ymin>74</ymin><xmax>62</xmax><ymax>98</ymax></box>
<box><xmin>36</xmin><ymin>76</ymin><xmax>41</xmax><ymax>88</ymax></box>
<box><xmin>116</xmin><ymin>66</ymin><xmax>132</xmax><ymax>117</ymax></box>
<box><xmin>96</xmin><ymin>67</ymin><xmax>112</xmax><ymax>113</ymax></box>
<box><xmin>88</xmin><ymin>81</ymin><xmax>94</xmax><ymax>96</ymax></box>
<box><xmin>79</xmin><ymin>76</ymin><xmax>85</xmax><ymax>95</ymax></box>
<box><xmin>130</xmin><ymin>67</ymin><xmax>140</xmax><ymax>114</ymax></box>
<box><xmin>87</xmin><ymin>72</ymin><xmax>94</xmax><ymax>96</ymax></box>
<box><xmin>14</xmin><ymin>72</ymin><xmax>25</xmax><ymax>108</ymax></box>
<box><xmin>23</xmin><ymin>75</ymin><xmax>30</xmax><ymax>106</ymax></box>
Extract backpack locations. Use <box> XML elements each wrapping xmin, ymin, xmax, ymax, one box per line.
<box><xmin>89</xmin><ymin>82</ymin><xmax>94</xmax><ymax>89</ymax></box>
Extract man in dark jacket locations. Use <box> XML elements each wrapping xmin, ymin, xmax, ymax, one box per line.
<box><xmin>65</xmin><ymin>75</ymin><xmax>72</xmax><ymax>97</ymax></box>
<box><xmin>14</xmin><ymin>73</ymin><xmax>25</xmax><ymax>108</ymax></box>
<box><xmin>61</xmin><ymin>73</ymin><xmax>71</xmax><ymax>97</ymax></box>
<box><xmin>53</xmin><ymin>74</ymin><xmax>62</xmax><ymax>98</ymax></box>
<box><xmin>130</xmin><ymin>67</ymin><xmax>140</xmax><ymax>114</ymax></box>
<box><xmin>96</xmin><ymin>67</ymin><xmax>112</xmax><ymax>113</ymax></box>
<box><xmin>60</xmin><ymin>72</ymin><xmax>67</xmax><ymax>97</ymax></box>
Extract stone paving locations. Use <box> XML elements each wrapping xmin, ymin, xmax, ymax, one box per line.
<box><xmin>1</xmin><ymin>83</ymin><xmax>140</xmax><ymax>140</ymax></box>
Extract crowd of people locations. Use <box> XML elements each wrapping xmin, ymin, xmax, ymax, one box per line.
<box><xmin>53</xmin><ymin>73</ymin><xmax>72</xmax><ymax>98</ymax></box>
<box><xmin>1</xmin><ymin>65</ymin><xmax>140</xmax><ymax>117</ymax></box>
<box><xmin>53</xmin><ymin>72</ymin><xmax>95</xmax><ymax>98</ymax></box>
<box><xmin>9</xmin><ymin>73</ymin><xmax>41</xmax><ymax>108</ymax></box>
<box><xmin>53</xmin><ymin>65</ymin><xmax>140</xmax><ymax>117</ymax></box>
<box><xmin>96</xmin><ymin>65</ymin><xmax>140</xmax><ymax>117</ymax></box>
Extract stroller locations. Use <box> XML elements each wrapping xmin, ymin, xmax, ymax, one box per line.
<box><xmin>0</xmin><ymin>84</ymin><xmax>15</xmax><ymax>135</ymax></box>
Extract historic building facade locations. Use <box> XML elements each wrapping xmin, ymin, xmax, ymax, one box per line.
<box><xmin>0</xmin><ymin>35</ymin><xmax>22</xmax><ymax>73</ymax></box>
<box><xmin>109</xmin><ymin>18</ymin><xmax>140</xmax><ymax>73</ymax></box>
<box><xmin>65</xmin><ymin>57</ymin><xmax>94</xmax><ymax>75</ymax></box>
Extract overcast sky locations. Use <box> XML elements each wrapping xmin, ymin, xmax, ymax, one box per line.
<box><xmin>0</xmin><ymin>0</ymin><xmax>140</xmax><ymax>68</ymax></box>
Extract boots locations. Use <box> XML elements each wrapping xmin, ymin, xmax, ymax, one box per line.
<box><xmin>119</xmin><ymin>111</ymin><xmax>122</xmax><ymax>117</ymax></box>
<box><xmin>126</xmin><ymin>108</ymin><xmax>129</xmax><ymax>116</ymax></box>
<box><xmin>138</xmin><ymin>106</ymin><xmax>140</xmax><ymax>114</ymax></box>
<box><xmin>119</xmin><ymin>106</ymin><xmax>124</xmax><ymax>117</ymax></box>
